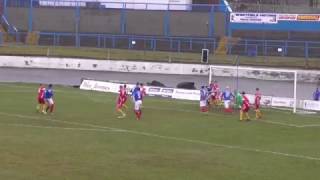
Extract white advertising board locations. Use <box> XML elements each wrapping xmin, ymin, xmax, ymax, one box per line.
<box><xmin>230</xmin><ymin>13</ymin><xmax>278</xmax><ymax>24</ymax></box>
<box><xmin>302</xmin><ymin>100</ymin><xmax>320</xmax><ymax>111</ymax></box>
<box><xmin>271</xmin><ymin>97</ymin><xmax>295</xmax><ymax>108</ymax></box>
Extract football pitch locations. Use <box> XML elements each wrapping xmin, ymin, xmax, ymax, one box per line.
<box><xmin>0</xmin><ymin>83</ymin><xmax>320</xmax><ymax>180</ymax></box>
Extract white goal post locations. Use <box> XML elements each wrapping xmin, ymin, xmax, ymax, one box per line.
<box><xmin>208</xmin><ymin>65</ymin><xmax>298</xmax><ymax>113</ymax></box>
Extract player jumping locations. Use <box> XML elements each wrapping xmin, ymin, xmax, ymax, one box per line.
<box><xmin>44</xmin><ymin>84</ymin><xmax>54</xmax><ymax>114</ymax></box>
<box><xmin>132</xmin><ymin>86</ymin><xmax>143</xmax><ymax>120</ymax></box>
<box><xmin>36</xmin><ymin>84</ymin><xmax>46</xmax><ymax>113</ymax></box>
<box><xmin>116</xmin><ymin>85</ymin><xmax>127</xmax><ymax>119</ymax></box>
<box><xmin>210</xmin><ymin>80</ymin><xmax>221</xmax><ymax>107</ymax></box>
<box><xmin>200</xmin><ymin>86</ymin><xmax>209</xmax><ymax>113</ymax></box>
<box><xmin>240</xmin><ymin>91</ymin><xmax>250</xmax><ymax>121</ymax></box>
<box><xmin>221</xmin><ymin>86</ymin><xmax>234</xmax><ymax>113</ymax></box>
<box><xmin>255</xmin><ymin>88</ymin><xmax>262</xmax><ymax>120</ymax></box>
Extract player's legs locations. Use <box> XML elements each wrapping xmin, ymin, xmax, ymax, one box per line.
<box><xmin>255</xmin><ymin>108</ymin><xmax>262</xmax><ymax>120</ymax></box>
<box><xmin>224</xmin><ymin>100</ymin><xmax>232</xmax><ymax>113</ymax></box>
<box><xmin>116</xmin><ymin>104</ymin><xmax>126</xmax><ymax>118</ymax></box>
<box><xmin>122</xmin><ymin>98</ymin><xmax>128</xmax><ymax>109</ymax></box>
<box><xmin>200</xmin><ymin>101</ymin><xmax>208</xmax><ymax>113</ymax></box>
<box><xmin>37</xmin><ymin>98</ymin><xmax>43</xmax><ymax>112</ymax></box>
<box><xmin>244</xmin><ymin>108</ymin><xmax>250</xmax><ymax>121</ymax></box>
<box><xmin>39</xmin><ymin>100</ymin><xmax>45</xmax><ymax>113</ymax></box>
<box><xmin>134</xmin><ymin>101</ymin><xmax>142</xmax><ymax>120</ymax></box>
<box><xmin>240</xmin><ymin>110</ymin><xmax>243</xmax><ymax>121</ymax></box>
<box><xmin>45</xmin><ymin>99</ymin><xmax>54</xmax><ymax>114</ymax></box>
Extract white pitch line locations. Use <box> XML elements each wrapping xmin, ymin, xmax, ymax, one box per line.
<box><xmin>2</xmin><ymin>83</ymin><xmax>320</xmax><ymax>129</ymax></box>
<box><xmin>0</xmin><ymin>123</ymin><xmax>125</xmax><ymax>133</ymax></box>
<box><xmin>146</xmin><ymin>106</ymin><xmax>320</xmax><ymax>129</ymax></box>
<box><xmin>0</xmin><ymin>112</ymin><xmax>119</xmax><ymax>131</ymax></box>
<box><xmin>1</xmin><ymin>111</ymin><xmax>320</xmax><ymax>161</ymax></box>
<box><xmin>258</xmin><ymin>120</ymin><xmax>303</xmax><ymax>128</ymax></box>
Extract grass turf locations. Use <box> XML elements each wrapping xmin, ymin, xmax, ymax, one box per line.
<box><xmin>0</xmin><ymin>83</ymin><xmax>320</xmax><ymax>179</ymax></box>
<box><xmin>1</xmin><ymin>45</ymin><xmax>320</xmax><ymax>69</ymax></box>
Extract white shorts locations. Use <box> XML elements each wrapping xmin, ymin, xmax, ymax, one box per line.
<box><xmin>224</xmin><ymin>100</ymin><xmax>230</xmax><ymax>108</ymax></box>
<box><xmin>134</xmin><ymin>100</ymin><xmax>142</xmax><ymax>111</ymax></box>
<box><xmin>200</xmin><ymin>100</ymin><xmax>207</xmax><ymax>107</ymax></box>
<box><xmin>45</xmin><ymin>98</ymin><xmax>54</xmax><ymax>105</ymax></box>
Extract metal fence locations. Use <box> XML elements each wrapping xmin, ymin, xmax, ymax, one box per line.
<box><xmin>2</xmin><ymin>31</ymin><xmax>320</xmax><ymax>58</ymax></box>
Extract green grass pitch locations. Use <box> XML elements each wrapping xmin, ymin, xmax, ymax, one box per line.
<box><xmin>0</xmin><ymin>83</ymin><xmax>320</xmax><ymax>180</ymax></box>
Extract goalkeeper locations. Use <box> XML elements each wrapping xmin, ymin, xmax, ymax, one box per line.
<box><xmin>234</xmin><ymin>90</ymin><xmax>243</xmax><ymax>110</ymax></box>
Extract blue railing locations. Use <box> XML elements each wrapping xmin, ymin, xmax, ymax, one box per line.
<box><xmin>5</xmin><ymin>31</ymin><xmax>320</xmax><ymax>58</ymax></box>
<box><xmin>6</xmin><ymin>0</ymin><xmax>227</xmax><ymax>11</ymax></box>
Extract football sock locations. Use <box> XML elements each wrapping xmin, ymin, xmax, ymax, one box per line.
<box><xmin>240</xmin><ymin>111</ymin><xmax>243</xmax><ymax>121</ymax></box>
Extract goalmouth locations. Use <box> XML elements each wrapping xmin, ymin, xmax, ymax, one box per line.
<box><xmin>208</xmin><ymin>65</ymin><xmax>298</xmax><ymax>113</ymax></box>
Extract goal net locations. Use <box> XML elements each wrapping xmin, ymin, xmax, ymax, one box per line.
<box><xmin>208</xmin><ymin>65</ymin><xmax>298</xmax><ymax>113</ymax></box>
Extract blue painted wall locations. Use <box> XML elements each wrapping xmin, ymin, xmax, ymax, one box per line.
<box><xmin>230</xmin><ymin>21</ymin><xmax>320</xmax><ymax>35</ymax></box>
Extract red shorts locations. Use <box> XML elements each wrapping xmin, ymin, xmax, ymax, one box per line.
<box><xmin>242</xmin><ymin>106</ymin><xmax>250</xmax><ymax>112</ymax></box>
<box><xmin>122</xmin><ymin>97</ymin><xmax>127</xmax><ymax>104</ymax></box>
<box><xmin>255</xmin><ymin>104</ymin><xmax>260</xmax><ymax>110</ymax></box>
<box><xmin>38</xmin><ymin>98</ymin><xmax>45</xmax><ymax>104</ymax></box>
<box><xmin>116</xmin><ymin>103</ymin><xmax>123</xmax><ymax>109</ymax></box>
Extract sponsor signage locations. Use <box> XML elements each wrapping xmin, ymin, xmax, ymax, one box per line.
<box><xmin>230</xmin><ymin>13</ymin><xmax>278</xmax><ymax>24</ymax></box>
<box><xmin>271</xmin><ymin>97</ymin><xmax>295</xmax><ymax>108</ymax></box>
<box><xmin>172</xmin><ymin>89</ymin><xmax>200</xmax><ymax>101</ymax></box>
<box><xmin>297</xmin><ymin>14</ymin><xmax>320</xmax><ymax>21</ymax></box>
<box><xmin>231</xmin><ymin>12</ymin><xmax>320</xmax><ymax>23</ymax></box>
<box><xmin>277</xmin><ymin>14</ymin><xmax>297</xmax><ymax>21</ymax></box>
<box><xmin>80</xmin><ymin>79</ymin><xmax>320</xmax><ymax>111</ymax></box>
<box><xmin>302</xmin><ymin>100</ymin><xmax>320</xmax><ymax>111</ymax></box>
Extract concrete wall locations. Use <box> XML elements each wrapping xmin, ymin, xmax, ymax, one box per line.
<box><xmin>80</xmin><ymin>9</ymin><xmax>121</xmax><ymax>34</ymax></box>
<box><xmin>6</xmin><ymin>7</ymin><xmax>226</xmax><ymax>37</ymax></box>
<box><xmin>7</xmin><ymin>7</ymin><xmax>28</xmax><ymax>31</ymax></box>
<box><xmin>169</xmin><ymin>11</ymin><xmax>209</xmax><ymax>37</ymax></box>
<box><xmin>33</xmin><ymin>8</ymin><xmax>75</xmax><ymax>32</ymax></box>
<box><xmin>213</xmin><ymin>12</ymin><xmax>226</xmax><ymax>37</ymax></box>
<box><xmin>126</xmin><ymin>10</ymin><xmax>165</xmax><ymax>35</ymax></box>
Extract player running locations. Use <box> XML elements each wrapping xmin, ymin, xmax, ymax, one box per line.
<box><xmin>200</xmin><ymin>86</ymin><xmax>209</xmax><ymax>113</ymax></box>
<box><xmin>116</xmin><ymin>85</ymin><xmax>127</xmax><ymax>119</ymax></box>
<box><xmin>121</xmin><ymin>84</ymin><xmax>128</xmax><ymax>109</ymax></box>
<box><xmin>44</xmin><ymin>84</ymin><xmax>54</xmax><ymax>114</ymax></box>
<box><xmin>221</xmin><ymin>86</ymin><xmax>234</xmax><ymax>113</ymax></box>
<box><xmin>255</xmin><ymin>88</ymin><xmax>262</xmax><ymax>120</ymax></box>
<box><xmin>240</xmin><ymin>91</ymin><xmax>250</xmax><ymax>121</ymax></box>
<box><xmin>36</xmin><ymin>84</ymin><xmax>46</xmax><ymax>113</ymax></box>
<box><xmin>132</xmin><ymin>86</ymin><xmax>143</xmax><ymax>120</ymax></box>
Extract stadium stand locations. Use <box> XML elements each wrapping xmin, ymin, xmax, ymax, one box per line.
<box><xmin>0</xmin><ymin>0</ymin><xmax>320</xmax><ymax>59</ymax></box>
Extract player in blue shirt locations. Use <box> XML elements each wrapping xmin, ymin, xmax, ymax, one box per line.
<box><xmin>221</xmin><ymin>86</ymin><xmax>234</xmax><ymax>113</ymax></box>
<box><xmin>200</xmin><ymin>86</ymin><xmax>209</xmax><ymax>113</ymax></box>
<box><xmin>132</xmin><ymin>86</ymin><xmax>143</xmax><ymax>120</ymax></box>
<box><xmin>44</xmin><ymin>84</ymin><xmax>55</xmax><ymax>114</ymax></box>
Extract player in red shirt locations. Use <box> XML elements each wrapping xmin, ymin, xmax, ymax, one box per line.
<box><xmin>140</xmin><ymin>83</ymin><xmax>146</xmax><ymax>100</ymax></box>
<box><xmin>121</xmin><ymin>84</ymin><xmax>128</xmax><ymax>109</ymax></box>
<box><xmin>36</xmin><ymin>84</ymin><xmax>46</xmax><ymax>113</ymax></box>
<box><xmin>210</xmin><ymin>80</ymin><xmax>220</xmax><ymax>106</ymax></box>
<box><xmin>240</xmin><ymin>91</ymin><xmax>251</xmax><ymax>121</ymax></box>
<box><xmin>116</xmin><ymin>85</ymin><xmax>126</xmax><ymax>119</ymax></box>
<box><xmin>255</xmin><ymin>88</ymin><xmax>262</xmax><ymax>120</ymax></box>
